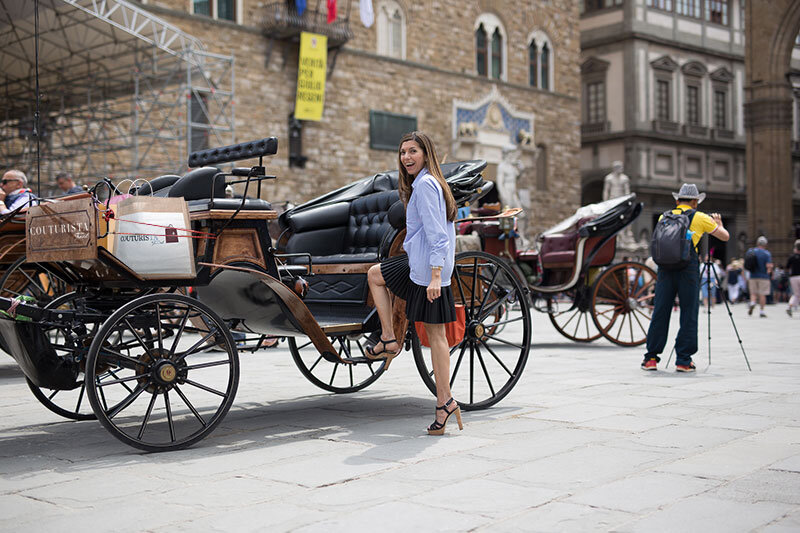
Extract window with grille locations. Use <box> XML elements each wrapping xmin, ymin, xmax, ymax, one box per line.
<box><xmin>705</xmin><ymin>0</ymin><xmax>728</xmax><ymax>24</ymax></box>
<box><xmin>529</xmin><ymin>43</ymin><xmax>538</xmax><ymax>87</ymax></box>
<box><xmin>193</xmin><ymin>0</ymin><xmax>210</xmax><ymax>16</ymax></box>
<box><xmin>714</xmin><ymin>90</ymin><xmax>727</xmax><ymax>128</ymax></box>
<box><xmin>587</xmin><ymin>82</ymin><xmax>606</xmax><ymax>124</ymax></box>
<box><xmin>369</xmin><ymin>111</ymin><xmax>417</xmax><ymax>151</ymax></box>
<box><xmin>540</xmin><ymin>44</ymin><xmax>550</xmax><ymax>91</ymax></box>
<box><xmin>648</xmin><ymin>0</ymin><xmax>673</xmax><ymax>11</ymax></box>
<box><xmin>676</xmin><ymin>0</ymin><xmax>701</xmax><ymax>18</ymax></box>
<box><xmin>476</xmin><ymin>25</ymin><xmax>488</xmax><ymax>77</ymax></box>
<box><xmin>217</xmin><ymin>0</ymin><xmax>235</xmax><ymax>21</ymax></box>
<box><xmin>491</xmin><ymin>29</ymin><xmax>503</xmax><ymax>79</ymax></box>
<box><xmin>656</xmin><ymin>80</ymin><xmax>670</xmax><ymax>121</ymax></box>
<box><xmin>686</xmin><ymin>85</ymin><xmax>700</xmax><ymax>125</ymax></box>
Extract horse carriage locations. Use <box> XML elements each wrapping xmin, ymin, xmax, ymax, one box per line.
<box><xmin>0</xmin><ymin>138</ymin><xmax>532</xmax><ymax>451</ymax></box>
<box><xmin>460</xmin><ymin>195</ymin><xmax>656</xmax><ymax>346</ymax></box>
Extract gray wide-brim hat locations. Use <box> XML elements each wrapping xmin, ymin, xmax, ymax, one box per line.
<box><xmin>672</xmin><ymin>183</ymin><xmax>706</xmax><ymax>204</ymax></box>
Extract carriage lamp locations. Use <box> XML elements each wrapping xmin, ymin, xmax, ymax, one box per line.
<box><xmin>288</xmin><ymin>113</ymin><xmax>307</xmax><ymax>168</ymax></box>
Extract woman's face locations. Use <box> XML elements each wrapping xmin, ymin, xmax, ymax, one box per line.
<box><xmin>400</xmin><ymin>140</ymin><xmax>425</xmax><ymax>177</ymax></box>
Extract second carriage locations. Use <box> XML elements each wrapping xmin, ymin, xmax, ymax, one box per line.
<box><xmin>461</xmin><ymin>194</ymin><xmax>657</xmax><ymax>346</ymax></box>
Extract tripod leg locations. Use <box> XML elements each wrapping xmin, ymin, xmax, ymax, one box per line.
<box><xmin>710</xmin><ymin>262</ymin><xmax>752</xmax><ymax>371</ymax></box>
<box><xmin>665</xmin><ymin>346</ymin><xmax>675</xmax><ymax>367</ymax></box>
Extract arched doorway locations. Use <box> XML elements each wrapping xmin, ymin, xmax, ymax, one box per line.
<box><xmin>744</xmin><ymin>0</ymin><xmax>800</xmax><ymax>262</ymax></box>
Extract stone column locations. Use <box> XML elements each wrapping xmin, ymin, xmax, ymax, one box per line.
<box><xmin>744</xmin><ymin>0</ymin><xmax>800</xmax><ymax>262</ymax></box>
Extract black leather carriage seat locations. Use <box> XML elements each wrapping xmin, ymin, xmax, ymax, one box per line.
<box><xmin>168</xmin><ymin>167</ymin><xmax>226</xmax><ymax>200</ymax></box>
<box><xmin>136</xmin><ymin>175</ymin><xmax>181</xmax><ymax>196</ymax></box>
<box><xmin>282</xmin><ymin>189</ymin><xmax>400</xmax><ymax>264</ymax></box>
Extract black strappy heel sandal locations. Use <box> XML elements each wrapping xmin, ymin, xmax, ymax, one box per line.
<box><xmin>427</xmin><ymin>397</ymin><xmax>463</xmax><ymax>435</ymax></box>
<box><xmin>365</xmin><ymin>338</ymin><xmax>401</xmax><ymax>369</ymax></box>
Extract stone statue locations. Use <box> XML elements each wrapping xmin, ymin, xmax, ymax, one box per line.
<box><xmin>496</xmin><ymin>145</ymin><xmax>531</xmax><ymax>247</ymax></box>
<box><xmin>603</xmin><ymin>160</ymin><xmax>631</xmax><ymax>201</ymax></box>
<box><xmin>496</xmin><ymin>145</ymin><xmax>524</xmax><ymax>209</ymax></box>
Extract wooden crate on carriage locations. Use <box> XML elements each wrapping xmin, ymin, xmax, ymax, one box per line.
<box><xmin>25</xmin><ymin>197</ymin><xmax>98</xmax><ymax>263</ymax></box>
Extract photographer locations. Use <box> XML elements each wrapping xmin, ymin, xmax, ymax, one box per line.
<box><xmin>642</xmin><ymin>184</ymin><xmax>729</xmax><ymax>373</ymax></box>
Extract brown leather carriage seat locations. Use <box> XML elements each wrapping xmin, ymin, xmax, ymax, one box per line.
<box><xmin>538</xmin><ymin>216</ymin><xmax>595</xmax><ymax>269</ymax></box>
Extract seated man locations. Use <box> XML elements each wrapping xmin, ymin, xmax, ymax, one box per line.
<box><xmin>56</xmin><ymin>172</ymin><xmax>83</xmax><ymax>195</ymax></box>
<box><xmin>0</xmin><ymin>170</ymin><xmax>36</xmax><ymax>214</ymax></box>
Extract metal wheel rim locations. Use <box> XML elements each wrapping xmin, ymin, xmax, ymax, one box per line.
<box><xmin>591</xmin><ymin>262</ymin><xmax>656</xmax><ymax>347</ymax></box>
<box><xmin>546</xmin><ymin>288</ymin><xmax>602</xmax><ymax>342</ymax></box>
<box><xmin>413</xmin><ymin>251</ymin><xmax>532</xmax><ymax>411</ymax></box>
<box><xmin>289</xmin><ymin>334</ymin><xmax>387</xmax><ymax>393</ymax></box>
<box><xmin>85</xmin><ymin>293</ymin><xmax>239</xmax><ymax>452</ymax></box>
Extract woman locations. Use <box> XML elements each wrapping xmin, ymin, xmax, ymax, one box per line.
<box><xmin>786</xmin><ymin>240</ymin><xmax>800</xmax><ymax>316</ymax></box>
<box><xmin>365</xmin><ymin>131</ymin><xmax>463</xmax><ymax>436</ymax></box>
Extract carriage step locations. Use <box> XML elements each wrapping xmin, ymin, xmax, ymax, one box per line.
<box><xmin>340</xmin><ymin>356</ymin><xmax>375</xmax><ymax>365</ymax></box>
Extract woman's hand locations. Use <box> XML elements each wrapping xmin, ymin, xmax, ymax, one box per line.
<box><xmin>427</xmin><ymin>269</ymin><xmax>442</xmax><ymax>302</ymax></box>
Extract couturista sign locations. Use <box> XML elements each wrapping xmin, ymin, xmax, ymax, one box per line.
<box><xmin>26</xmin><ymin>199</ymin><xmax>97</xmax><ymax>262</ymax></box>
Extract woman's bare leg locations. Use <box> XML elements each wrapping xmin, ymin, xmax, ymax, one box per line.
<box><xmin>424</xmin><ymin>322</ymin><xmax>457</xmax><ymax>424</ymax></box>
<box><xmin>367</xmin><ymin>264</ymin><xmax>400</xmax><ymax>350</ymax></box>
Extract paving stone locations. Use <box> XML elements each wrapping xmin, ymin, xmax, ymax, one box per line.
<box><xmin>621</xmin><ymin>495</ymin><xmax>792</xmax><ymax>532</ymax></box>
<box><xmin>566</xmin><ymin>471</ymin><xmax>719</xmax><ymax>513</ymax></box>
<box><xmin>486</xmin><ymin>501</ymin><xmax>634</xmax><ymax>532</ymax></box>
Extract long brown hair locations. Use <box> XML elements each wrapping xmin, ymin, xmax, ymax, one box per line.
<box><xmin>397</xmin><ymin>131</ymin><xmax>457</xmax><ymax>221</ymax></box>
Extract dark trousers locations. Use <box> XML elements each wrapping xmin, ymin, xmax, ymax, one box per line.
<box><xmin>645</xmin><ymin>258</ymin><xmax>700</xmax><ymax>365</ymax></box>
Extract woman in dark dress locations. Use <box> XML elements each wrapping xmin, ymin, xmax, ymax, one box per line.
<box><xmin>365</xmin><ymin>131</ymin><xmax>462</xmax><ymax>435</ymax></box>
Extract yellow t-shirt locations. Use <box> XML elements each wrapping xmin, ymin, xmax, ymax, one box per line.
<box><xmin>658</xmin><ymin>204</ymin><xmax>717</xmax><ymax>251</ymax></box>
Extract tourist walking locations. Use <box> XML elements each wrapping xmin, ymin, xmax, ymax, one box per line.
<box><xmin>365</xmin><ymin>131</ymin><xmax>463</xmax><ymax>435</ymax></box>
<box><xmin>746</xmin><ymin>236</ymin><xmax>773</xmax><ymax>318</ymax></box>
<box><xmin>786</xmin><ymin>240</ymin><xmax>800</xmax><ymax>317</ymax></box>
<box><xmin>642</xmin><ymin>184</ymin><xmax>729</xmax><ymax>373</ymax></box>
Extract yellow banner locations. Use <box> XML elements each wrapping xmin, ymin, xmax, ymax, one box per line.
<box><xmin>295</xmin><ymin>32</ymin><xmax>327</xmax><ymax>121</ymax></box>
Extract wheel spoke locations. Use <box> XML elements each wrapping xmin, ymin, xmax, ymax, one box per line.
<box><xmin>308</xmin><ymin>354</ymin><xmax>324</xmax><ymax>372</ymax></box>
<box><xmin>183</xmin><ymin>360</ymin><xmax>231</xmax><ymax>371</ymax></box>
<box><xmin>169</xmin><ymin>307</ymin><xmax>191</xmax><ymax>355</ymax></box>
<box><xmin>634</xmin><ymin>279</ymin><xmax>656</xmax><ymax>298</ymax></box>
<box><xmin>478</xmin><ymin>338</ymin><xmax>513</xmax><ymax>377</ymax></box>
<box><xmin>474</xmin><ymin>344</ymin><xmax>495</xmax><ymax>397</ymax></box>
<box><xmin>99</xmin><ymin>349</ymin><xmax>148</xmax><ymax>371</ymax></box>
<box><xmin>484</xmin><ymin>333</ymin><xmax>524</xmax><ymax>350</ymax></box>
<box><xmin>476</xmin><ymin>264</ymin><xmax>501</xmax><ymax>319</ymax></box>
<box><xmin>449</xmin><ymin>342</ymin><xmax>468</xmax><ymax>387</ymax></box>
<box><xmin>175</xmin><ymin>385</ymin><xmax>207</xmax><ymax>427</ymax></box>
<box><xmin>123</xmin><ymin>318</ymin><xmax>154</xmax><ymax>355</ymax></box>
<box><xmin>107</xmin><ymin>384</ymin><xmax>147</xmax><ymax>419</ymax></box>
<box><xmin>164</xmin><ymin>392</ymin><xmax>175</xmax><ymax>443</ymax></box>
<box><xmin>483</xmin><ymin>315</ymin><xmax>525</xmax><ymax>329</ymax></box>
<box><xmin>137</xmin><ymin>393</ymin><xmax>158</xmax><ymax>440</ymax></box>
<box><xmin>329</xmin><ymin>362</ymin><xmax>339</xmax><ymax>386</ymax></box>
<box><xmin>156</xmin><ymin>303</ymin><xmax>164</xmax><ymax>353</ymax></box>
<box><xmin>469</xmin><ymin>258</ymin><xmax>478</xmax><ymax>318</ymax></box>
<box><xmin>469</xmin><ymin>343</ymin><xmax>475</xmax><ymax>405</ymax></box>
<box><xmin>106</xmin><ymin>369</ymin><xmax>135</xmax><ymax>393</ymax></box>
<box><xmin>96</xmin><ymin>376</ymin><xmax>109</xmax><ymax>411</ymax></box>
<box><xmin>175</xmin><ymin>328</ymin><xmax>219</xmax><ymax>362</ymax></box>
<box><xmin>183</xmin><ymin>379</ymin><xmax>227</xmax><ymax>397</ymax></box>
<box><xmin>96</xmin><ymin>372</ymin><xmax>148</xmax><ymax>388</ymax></box>
<box><xmin>48</xmin><ymin>389</ymin><xmax>59</xmax><ymax>401</ymax></box>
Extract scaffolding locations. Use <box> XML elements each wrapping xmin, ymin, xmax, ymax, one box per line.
<box><xmin>0</xmin><ymin>0</ymin><xmax>234</xmax><ymax>194</ymax></box>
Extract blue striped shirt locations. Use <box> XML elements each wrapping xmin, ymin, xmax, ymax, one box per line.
<box><xmin>404</xmin><ymin>168</ymin><xmax>456</xmax><ymax>287</ymax></box>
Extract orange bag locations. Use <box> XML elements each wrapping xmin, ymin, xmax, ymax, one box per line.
<box><xmin>415</xmin><ymin>304</ymin><xmax>466</xmax><ymax>348</ymax></box>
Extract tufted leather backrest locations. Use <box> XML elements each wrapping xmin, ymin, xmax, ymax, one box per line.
<box><xmin>344</xmin><ymin>190</ymin><xmax>399</xmax><ymax>255</ymax></box>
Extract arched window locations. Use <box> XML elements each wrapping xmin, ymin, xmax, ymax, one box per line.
<box><xmin>528</xmin><ymin>31</ymin><xmax>554</xmax><ymax>91</ymax></box>
<box><xmin>491</xmin><ymin>28</ymin><xmax>503</xmax><ymax>79</ymax></box>
<box><xmin>529</xmin><ymin>42</ymin><xmax>538</xmax><ymax>87</ymax></box>
<box><xmin>475</xmin><ymin>14</ymin><xmax>506</xmax><ymax>80</ymax></box>
<box><xmin>376</xmin><ymin>1</ymin><xmax>406</xmax><ymax>59</ymax></box>
<box><xmin>476</xmin><ymin>24</ymin><xmax>488</xmax><ymax>77</ymax></box>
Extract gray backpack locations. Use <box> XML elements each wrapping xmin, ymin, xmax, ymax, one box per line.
<box><xmin>651</xmin><ymin>208</ymin><xmax>696</xmax><ymax>270</ymax></box>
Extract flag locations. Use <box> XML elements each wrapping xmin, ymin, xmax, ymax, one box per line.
<box><xmin>327</xmin><ymin>0</ymin><xmax>336</xmax><ymax>23</ymax></box>
<box><xmin>359</xmin><ymin>0</ymin><xmax>374</xmax><ymax>28</ymax></box>
<box><xmin>295</xmin><ymin>0</ymin><xmax>306</xmax><ymax>16</ymax></box>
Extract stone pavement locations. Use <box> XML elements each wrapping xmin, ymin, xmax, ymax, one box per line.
<box><xmin>0</xmin><ymin>302</ymin><xmax>798</xmax><ymax>532</ymax></box>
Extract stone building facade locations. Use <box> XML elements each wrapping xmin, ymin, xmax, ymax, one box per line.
<box><xmin>133</xmin><ymin>0</ymin><xmax>581</xmax><ymax>238</ymax></box>
<box><xmin>579</xmin><ymin>0</ymin><xmax>800</xmax><ymax>262</ymax></box>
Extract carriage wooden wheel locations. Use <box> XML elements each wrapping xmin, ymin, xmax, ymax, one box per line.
<box><xmin>546</xmin><ymin>283</ymin><xmax>602</xmax><ymax>343</ymax></box>
<box><xmin>413</xmin><ymin>251</ymin><xmax>531</xmax><ymax>411</ymax></box>
<box><xmin>0</xmin><ymin>256</ymin><xmax>70</xmax><ymax>304</ymax></box>
<box><xmin>590</xmin><ymin>262</ymin><xmax>656</xmax><ymax>347</ymax></box>
<box><xmin>289</xmin><ymin>333</ymin><xmax>387</xmax><ymax>393</ymax></box>
<box><xmin>85</xmin><ymin>293</ymin><xmax>240</xmax><ymax>452</ymax></box>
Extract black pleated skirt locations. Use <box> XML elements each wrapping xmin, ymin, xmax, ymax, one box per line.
<box><xmin>380</xmin><ymin>254</ymin><xmax>457</xmax><ymax>324</ymax></box>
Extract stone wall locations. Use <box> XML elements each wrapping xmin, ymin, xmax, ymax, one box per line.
<box><xmin>137</xmin><ymin>0</ymin><xmax>581</xmax><ymax>236</ymax></box>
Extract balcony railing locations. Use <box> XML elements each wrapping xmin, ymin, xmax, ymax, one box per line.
<box><xmin>262</xmin><ymin>2</ymin><xmax>353</xmax><ymax>47</ymax></box>
<box><xmin>581</xmin><ymin>121</ymin><xmax>610</xmax><ymax>136</ymax></box>
<box><xmin>652</xmin><ymin>119</ymin><xmax>680</xmax><ymax>134</ymax></box>
<box><xmin>683</xmin><ymin>124</ymin><xmax>709</xmax><ymax>138</ymax></box>
<box><xmin>712</xmin><ymin>128</ymin><xmax>735</xmax><ymax>141</ymax></box>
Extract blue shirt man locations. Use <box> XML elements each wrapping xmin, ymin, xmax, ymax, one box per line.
<box><xmin>747</xmin><ymin>236</ymin><xmax>774</xmax><ymax>317</ymax></box>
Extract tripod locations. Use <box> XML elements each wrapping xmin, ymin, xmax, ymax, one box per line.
<box><xmin>666</xmin><ymin>236</ymin><xmax>751</xmax><ymax>371</ymax></box>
